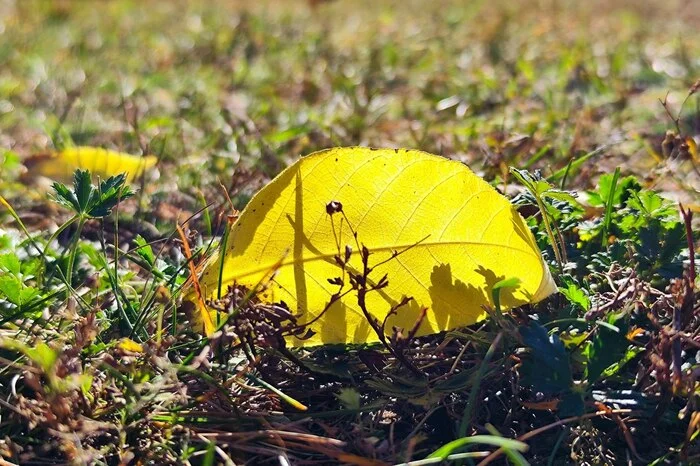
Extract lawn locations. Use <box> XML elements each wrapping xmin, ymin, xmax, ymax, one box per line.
<box><xmin>0</xmin><ymin>0</ymin><xmax>698</xmax><ymax>464</ymax></box>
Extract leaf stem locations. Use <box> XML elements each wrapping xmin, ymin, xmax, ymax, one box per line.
<box><xmin>66</xmin><ymin>215</ymin><xmax>87</xmax><ymax>285</ymax></box>
<box><xmin>533</xmin><ymin>193</ymin><xmax>564</xmax><ymax>272</ymax></box>
<box><xmin>40</xmin><ymin>214</ymin><xmax>79</xmax><ymax>287</ymax></box>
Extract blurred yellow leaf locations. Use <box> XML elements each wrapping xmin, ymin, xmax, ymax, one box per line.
<box><xmin>686</xmin><ymin>136</ymin><xmax>698</xmax><ymax>162</ymax></box>
<box><xmin>116</xmin><ymin>338</ymin><xmax>144</xmax><ymax>353</ymax></box>
<box><xmin>24</xmin><ymin>146</ymin><xmax>158</xmax><ymax>183</ymax></box>
<box><xmin>198</xmin><ymin>147</ymin><xmax>556</xmax><ymax>346</ymax></box>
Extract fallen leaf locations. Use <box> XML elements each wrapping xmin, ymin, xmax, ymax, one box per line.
<box><xmin>23</xmin><ymin>146</ymin><xmax>158</xmax><ymax>183</ymax></box>
<box><xmin>197</xmin><ymin>147</ymin><xmax>556</xmax><ymax>346</ymax></box>
<box><xmin>521</xmin><ymin>399</ymin><xmax>561</xmax><ymax>410</ymax></box>
<box><xmin>116</xmin><ymin>338</ymin><xmax>144</xmax><ymax>354</ymax></box>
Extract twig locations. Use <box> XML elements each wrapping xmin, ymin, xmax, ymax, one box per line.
<box><xmin>355</xmin><ymin>246</ymin><xmax>422</xmax><ymax>376</ymax></box>
<box><xmin>659</xmin><ymin>92</ymin><xmax>682</xmax><ymax>136</ymax></box>
<box><xmin>679</xmin><ymin>204</ymin><xmax>696</xmax><ymax>286</ymax></box>
<box><xmin>176</xmin><ymin>223</ymin><xmax>215</xmax><ymax>336</ymax></box>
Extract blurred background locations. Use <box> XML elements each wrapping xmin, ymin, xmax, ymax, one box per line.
<box><xmin>1</xmin><ymin>0</ymin><xmax>699</xmax><ymax>208</ymax></box>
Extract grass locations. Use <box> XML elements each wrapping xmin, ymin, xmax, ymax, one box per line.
<box><xmin>0</xmin><ymin>0</ymin><xmax>699</xmax><ymax>464</ymax></box>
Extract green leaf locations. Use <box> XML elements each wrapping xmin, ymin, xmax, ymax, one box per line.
<box><xmin>73</xmin><ymin>169</ymin><xmax>93</xmax><ymax>212</ymax></box>
<box><xmin>510</xmin><ymin>167</ymin><xmax>539</xmax><ymax>192</ymax></box>
<box><xmin>51</xmin><ymin>170</ymin><xmax>134</xmax><ymax>218</ymax></box>
<box><xmin>592</xmin><ymin>172</ymin><xmax>640</xmax><ymax>207</ymax></box>
<box><xmin>601</xmin><ymin>168</ymin><xmax>620</xmax><ymax>246</ymax></box>
<box><xmin>1</xmin><ymin>149</ymin><xmax>21</xmax><ymax>171</ymax></box>
<box><xmin>51</xmin><ymin>181</ymin><xmax>80</xmax><ymax>213</ymax></box>
<box><xmin>542</xmin><ymin>190</ymin><xmax>579</xmax><ymax>205</ymax></box>
<box><xmin>559</xmin><ymin>283</ymin><xmax>590</xmax><ymax>311</ymax></box>
<box><xmin>21</xmin><ymin>257</ymin><xmax>41</xmax><ymax>277</ymax></box>
<box><xmin>519</xmin><ymin>321</ymin><xmax>572</xmax><ymax>394</ymax></box>
<box><xmin>0</xmin><ymin>275</ymin><xmax>21</xmax><ymax>305</ymax></box>
<box><xmin>428</xmin><ymin>435</ymin><xmax>528</xmax><ymax>460</ymax></box>
<box><xmin>559</xmin><ymin>329</ymin><xmax>589</xmax><ymax>348</ymax></box>
<box><xmin>78</xmin><ymin>374</ymin><xmax>94</xmax><ymax>395</ymax></box>
<box><xmin>19</xmin><ymin>285</ymin><xmax>40</xmax><ymax>304</ymax></box>
<box><xmin>88</xmin><ymin>174</ymin><xmax>134</xmax><ymax>217</ymax></box>
<box><xmin>336</xmin><ymin>387</ymin><xmax>361</xmax><ymax>409</ymax></box>
<box><xmin>601</xmin><ymin>346</ymin><xmax>645</xmax><ymax>379</ymax></box>
<box><xmin>134</xmin><ymin>235</ymin><xmax>156</xmax><ymax>266</ymax></box>
<box><xmin>25</xmin><ymin>342</ymin><xmax>59</xmax><ymax>374</ymax></box>
<box><xmin>202</xmin><ymin>441</ymin><xmax>216</xmax><ymax>466</ymax></box>
<box><xmin>492</xmin><ymin>277</ymin><xmax>521</xmax><ymax>313</ymax></box>
<box><xmin>627</xmin><ymin>190</ymin><xmax>675</xmax><ymax>220</ymax></box>
<box><xmin>584</xmin><ymin>314</ymin><xmax>629</xmax><ymax>383</ymax></box>
<box><xmin>0</xmin><ymin>253</ymin><xmax>21</xmax><ymax>276</ymax></box>
<box><xmin>512</xmin><ymin>168</ymin><xmax>581</xmax><ymax>208</ymax></box>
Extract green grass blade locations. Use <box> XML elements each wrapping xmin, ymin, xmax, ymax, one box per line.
<box><xmin>601</xmin><ymin>167</ymin><xmax>621</xmax><ymax>247</ymax></box>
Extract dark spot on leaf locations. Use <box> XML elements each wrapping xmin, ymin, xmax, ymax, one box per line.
<box><xmin>326</xmin><ymin>200</ymin><xmax>343</xmax><ymax>215</ymax></box>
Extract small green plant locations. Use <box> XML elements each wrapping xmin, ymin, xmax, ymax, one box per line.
<box><xmin>512</xmin><ymin>167</ymin><xmax>695</xmax><ymax>427</ymax></box>
<box><xmin>578</xmin><ymin>172</ymin><xmax>686</xmax><ymax>279</ymax></box>
<box><xmin>0</xmin><ymin>251</ymin><xmax>43</xmax><ymax>317</ymax></box>
<box><xmin>49</xmin><ymin>169</ymin><xmax>134</xmax><ymax>284</ymax></box>
<box><xmin>510</xmin><ymin>167</ymin><xmax>580</xmax><ymax>272</ymax></box>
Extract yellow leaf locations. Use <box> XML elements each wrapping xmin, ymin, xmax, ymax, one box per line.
<box><xmin>197</xmin><ymin>147</ymin><xmax>556</xmax><ymax>346</ymax></box>
<box><xmin>24</xmin><ymin>146</ymin><xmax>158</xmax><ymax>183</ymax></box>
<box><xmin>686</xmin><ymin>136</ymin><xmax>698</xmax><ymax>162</ymax></box>
<box><xmin>116</xmin><ymin>338</ymin><xmax>144</xmax><ymax>353</ymax></box>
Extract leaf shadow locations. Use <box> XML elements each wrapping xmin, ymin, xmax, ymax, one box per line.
<box><xmin>293</xmin><ymin>169</ymin><xmax>308</xmax><ymax>315</ymax></box>
<box><xmin>427</xmin><ymin>263</ymin><xmax>512</xmax><ymax>332</ymax></box>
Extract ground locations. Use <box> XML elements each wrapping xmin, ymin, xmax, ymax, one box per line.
<box><xmin>0</xmin><ymin>0</ymin><xmax>698</xmax><ymax>464</ymax></box>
